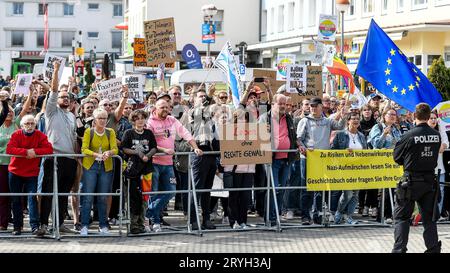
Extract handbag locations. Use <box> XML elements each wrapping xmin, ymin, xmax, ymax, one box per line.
<box><xmin>222</xmin><ymin>165</ymin><xmax>237</xmax><ymax>189</ymax></box>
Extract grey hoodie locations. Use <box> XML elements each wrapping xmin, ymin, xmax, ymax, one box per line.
<box><xmin>45</xmin><ymin>91</ymin><xmax>77</xmax><ymax>154</ymax></box>
<box><xmin>296</xmin><ymin>114</ymin><xmax>345</xmax><ymax>150</ymax></box>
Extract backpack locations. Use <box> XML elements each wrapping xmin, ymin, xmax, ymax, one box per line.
<box><xmin>89</xmin><ymin>128</ymin><xmax>111</xmax><ymax>151</ymax></box>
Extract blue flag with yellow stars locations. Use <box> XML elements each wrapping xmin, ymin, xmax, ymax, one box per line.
<box><xmin>356</xmin><ymin>19</ymin><xmax>442</xmax><ymax>112</ymax></box>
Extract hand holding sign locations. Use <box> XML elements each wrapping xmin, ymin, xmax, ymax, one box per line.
<box><xmin>121</xmin><ymin>85</ymin><xmax>129</xmax><ymax>98</ymax></box>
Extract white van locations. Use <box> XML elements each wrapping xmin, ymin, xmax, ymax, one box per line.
<box><xmin>170</xmin><ymin>68</ymin><xmax>227</xmax><ymax>97</ymax></box>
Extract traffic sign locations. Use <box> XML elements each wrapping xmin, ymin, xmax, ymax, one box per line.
<box><xmin>239</xmin><ymin>64</ymin><xmax>246</xmax><ymax>75</ymax></box>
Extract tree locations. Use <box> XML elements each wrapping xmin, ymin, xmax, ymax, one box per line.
<box><xmin>428</xmin><ymin>56</ymin><xmax>450</xmax><ymax>101</ymax></box>
<box><xmin>84</xmin><ymin>61</ymin><xmax>95</xmax><ymax>93</ymax></box>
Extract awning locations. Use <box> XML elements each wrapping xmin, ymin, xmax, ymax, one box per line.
<box><xmin>115</xmin><ymin>22</ymin><xmax>128</xmax><ymax>30</ymax></box>
<box><xmin>352</xmin><ymin>31</ymin><xmax>404</xmax><ymax>44</ymax></box>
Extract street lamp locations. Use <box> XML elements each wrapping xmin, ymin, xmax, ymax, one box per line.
<box><xmin>201</xmin><ymin>4</ymin><xmax>217</xmax><ymax>68</ymax></box>
<box><xmin>336</xmin><ymin>0</ymin><xmax>350</xmax><ymax>90</ymax></box>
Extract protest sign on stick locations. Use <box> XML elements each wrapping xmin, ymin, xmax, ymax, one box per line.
<box><xmin>96</xmin><ymin>78</ymin><xmax>123</xmax><ymax>102</ymax></box>
<box><xmin>14</xmin><ymin>74</ymin><xmax>33</xmax><ymax>95</ymax></box>
<box><xmin>42</xmin><ymin>53</ymin><xmax>65</xmax><ymax>82</ymax></box>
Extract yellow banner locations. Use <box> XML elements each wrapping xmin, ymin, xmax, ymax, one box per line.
<box><xmin>306</xmin><ymin>149</ymin><xmax>403</xmax><ymax>191</ymax></box>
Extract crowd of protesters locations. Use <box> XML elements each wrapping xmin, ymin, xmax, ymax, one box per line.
<box><xmin>1</xmin><ymin>61</ymin><xmax>450</xmax><ymax>237</ymax></box>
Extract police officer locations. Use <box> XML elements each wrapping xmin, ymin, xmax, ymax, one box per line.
<box><xmin>392</xmin><ymin>103</ymin><xmax>441</xmax><ymax>253</ymax></box>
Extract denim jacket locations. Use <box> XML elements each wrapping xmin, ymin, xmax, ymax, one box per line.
<box><xmin>367</xmin><ymin>122</ymin><xmax>402</xmax><ymax>149</ymax></box>
<box><xmin>331</xmin><ymin>129</ymin><xmax>368</xmax><ymax>150</ymax></box>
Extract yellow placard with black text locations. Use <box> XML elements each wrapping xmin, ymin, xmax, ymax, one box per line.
<box><xmin>306</xmin><ymin>149</ymin><xmax>403</xmax><ymax>191</ymax></box>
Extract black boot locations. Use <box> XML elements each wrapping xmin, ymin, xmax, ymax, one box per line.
<box><xmin>425</xmin><ymin>241</ymin><xmax>442</xmax><ymax>253</ymax></box>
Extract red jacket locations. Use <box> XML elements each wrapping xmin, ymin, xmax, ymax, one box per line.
<box><xmin>6</xmin><ymin>130</ymin><xmax>53</xmax><ymax>177</ymax></box>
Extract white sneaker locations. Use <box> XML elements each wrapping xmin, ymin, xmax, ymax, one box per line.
<box><xmin>371</xmin><ymin>207</ymin><xmax>378</xmax><ymax>218</ymax></box>
<box><xmin>362</xmin><ymin>206</ymin><xmax>369</xmax><ymax>216</ymax></box>
<box><xmin>152</xmin><ymin>224</ymin><xmax>161</xmax><ymax>232</ymax></box>
<box><xmin>222</xmin><ymin>216</ymin><xmax>229</xmax><ymax>225</ymax></box>
<box><xmin>98</xmin><ymin>227</ymin><xmax>110</xmax><ymax>235</ymax></box>
<box><xmin>232</xmin><ymin>222</ymin><xmax>240</xmax><ymax>229</ymax></box>
<box><xmin>239</xmin><ymin>223</ymin><xmax>248</xmax><ymax>229</ymax></box>
<box><xmin>144</xmin><ymin>218</ymin><xmax>151</xmax><ymax>232</ymax></box>
<box><xmin>328</xmin><ymin>213</ymin><xmax>335</xmax><ymax>223</ymax></box>
<box><xmin>285</xmin><ymin>210</ymin><xmax>294</xmax><ymax>220</ymax></box>
<box><xmin>80</xmin><ymin>226</ymin><xmax>88</xmax><ymax>236</ymax></box>
<box><xmin>385</xmin><ymin>218</ymin><xmax>393</xmax><ymax>224</ymax></box>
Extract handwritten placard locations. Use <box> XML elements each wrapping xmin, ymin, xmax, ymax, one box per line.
<box><xmin>143</xmin><ymin>17</ymin><xmax>177</xmax><ymax>66</ymax></box>
<box><xmin>14</xmin><ymin>74</ymin><xmax>33</xmax><ymax>95</ymax></box>
<box><xmin>133</xmin><ymin>38</ymin><xmax>147</xmax><ymax>67</ymax></box>
<box><xmin>123</xmin><ymin>74</ymin><xmax>144</xmax><ymax>103</ymax></box>
<box><xmin>96</xmin><ymin>78</ymin><xmax>123</xmax><ymax>102</ymax></box>
<box><xmin>286</xmin><ymin>64</ymin><xmax>307</xmax><ymax>94</ymax></box>
<box><xmin>42</xmin><ymin>53</ymin><xmax>65</xmax><ymax>82</ymax></box>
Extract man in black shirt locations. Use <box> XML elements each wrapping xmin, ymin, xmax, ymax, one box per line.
<box><xmin>392</xmin><ymin>103</ymin><xmax>441</xmax><ymax>253</ymax></box>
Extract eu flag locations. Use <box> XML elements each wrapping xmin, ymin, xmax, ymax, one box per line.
<box><xmin>356</xmin><ymin>19</ymin><xmax>442</xmax><ymax>112</ymax></box>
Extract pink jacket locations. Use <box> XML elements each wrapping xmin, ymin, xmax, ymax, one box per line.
<box><xmin>146</xmin><ymin>111</ymin><xmax>193</xmax><ymax>166</ymax></box>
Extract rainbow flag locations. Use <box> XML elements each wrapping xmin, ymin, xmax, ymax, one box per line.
<box><xmin>326</xmin><ymin>56</ymin><xmax>355</xmax><ymax>94</ymax></box>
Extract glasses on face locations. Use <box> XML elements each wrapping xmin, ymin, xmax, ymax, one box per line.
<box><xmin>124</xmin><ymin>107</ymin><xmax>132</xmax><ymax>110</ymax></box>
<box><xmin>96</xmin><ymin>117</ymin><xmax>107</xmax><ymax>120</ymax></box>
<box><xmin>198</xmin><ymin>95</ymin><xmax>207</xmax><ymax>98</ymax></box>
<box><xmin>219</xmin><ymin>96</ymin><xmax>228</xmax><ymax>100</ymax></box>
<box><xmin>386</xmin><ymin>113</ymin><xmax>397</xmax><ymax>116</ymax></box>
<box><xmin>102</xmin><ymin>104</ymin><xmax>112</xmax><ymax>107</ymax></box>
<box><xmin>172</xmin><ymin>92</ymin><xmax>181</xmax><ymax>96</ymax></box>
<box><xmin>85</xmin><ymin>106</ymin><xmax>94</xmax><ymax>109</ymax></box>
<box><xmin>24</xmin><ymin>122</ymin><xmax>35</xmax><ymax>126</ymax></box>
<box><xmin>58</xmin><ymin>96</ymin><xmax>69</xmax><ymax>99</ymax></box>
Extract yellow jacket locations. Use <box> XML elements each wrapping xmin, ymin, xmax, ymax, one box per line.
<box><xmin>81</xmin><ymin>128</ymin><xmax>118</xmax><ymax>172</ymax></box>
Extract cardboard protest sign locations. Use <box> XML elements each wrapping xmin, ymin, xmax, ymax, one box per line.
<box><xmin>133</xmin><ymin>38</ymin><xmax>147</xmax><ymax>67</ymax></box>
<box><xmin>286</xmin><ymin>64</ymin><xmax>307</xmax><ymax>94</ymax></box>
<box><xmin>303</xmin><ymin>66</ymin><xmax>323</xmax><ymax>99</ymax></box>
<box><xmin>307</xmin><ymin>149</ymin><xmax>402</xmax><ymax>191</ymax></box>
<box><xmin>122</xmin><ymin>74</ymin><xmax>145</xmax><ymax>103</ymax></box>
<box><xmin>42</xmin><ymin>53</ymin><xmax>66</xmax><ymax>82</ymax></box>
<box><xmin>96</xmin><ymin>78</ymin><xmax>123</xmax><ymax>102</ymax></box>
<box><xmin>14</xmin><ymin>74</ymin><xmax>33</xmax><ymax>95</ymax></box>
<box><xmin>276</xmin><ymin>54</ymin><xmax>296</xmax><ymax>81</ymax></box>
<box><xmin>143</xmin><ymin>17</ymin><xmax>177</xmax><ymax>66</ymax></box>
<box><xmin>219</xmin><ymin>123</ymin><xmax>272</xmax><ymax>165</ymax></box>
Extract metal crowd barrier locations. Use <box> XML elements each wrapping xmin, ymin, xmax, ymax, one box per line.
<box><xmin>0</xmin><ymin>148</ymin><xmax>410</xmax><ymax>240</ymax></box>
<box><xmin>0</xmin><ymin>154</ymin><xmax>124</xmax><ymax>240</ymax></box>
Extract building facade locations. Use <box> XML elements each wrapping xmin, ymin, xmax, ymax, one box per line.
<box><xmin>123</xmin><ymin>0</ymin><xmax>260</xmax><ymax>69</ymax></box>
<box><xmin>0</xmin><ymin>0</ymin><xmax>123</xmax><ymax>78</ymax></box>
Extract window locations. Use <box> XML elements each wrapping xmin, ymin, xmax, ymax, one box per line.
<box><xmin>363</xmin><ymin>0</ymin><xmax>374</xmax><ymax>15</ymax></box>
<box><xmin>427</xmin><ymin>54</ymin><xmax>441</xmax><ymax>65</ymax></box>
<box><xmin>61</xmin><ymin>31</ymin><xmax>75</xmax><ymax>47</ymax></box>
<box><xmin>261</xmin><ymin>10</ymin><xmax>267</xmax><ymax>37</ymax></box>
<box><xmin>13</xmin><ymin>2</ymin><xmax>24</xmax><ymax>15</ymax></box>
<box><xmin>87</xmin><ymin>32</ymin><xmax>99</xmax><ymax>39</ymax></box>
<box><xmin>113</xmin><ymin>4</ymin><xmax>122</xmax><ymax>16</ymax></box>
<box><xmin>397</xmin><ymin>0</ymin><xmax>405</xmax><ymax>11</ymax></box>
<box><xmin>308</xmin><ymin>2</ymin><xmax>316</xmax><ymax>26</ymax></box>
<box><xmin>349</xmin><ymin>0</ymin><xmax>355</xmax><ymax>15</ymax></box>
<box><xmin>408</xmin><ymin>56</ymin><xmax>414</xmax><ymax>63</ymax></box>
<box><xmin>112</xmin><ymin>32</ymin><xmax>122</xmax><ymax>48</ymax></box>
<box><xmin>382</xmin><ymin>0</ymin><xmax>388</xmax><ymax>14</ymax></box>
<box><xmin>270</xmin><ymin>8</ymin><xmax>275</xmax><ymax>34</ymax></box>
<box><xmin>287</xmin><ymin>2</ymin><xmax>295</xmax><ymax>31</ymax></box>
<box><xmin>88</xmin><ymin>3</ymin><xmax>99</xmax><ymax>10</ymax></box>
<box><xmin>37</xmin><ymin>31</ymin><xmax>44</xmax><ymax>47</ymax></box>
<box><xmin>435</xmin><ymin>0</ymin><xmax>450</xmax><ymax>6</ymax></box>
<box><xmin>278</xmin><ymin>5</ymin><xmax>284</xmax><ymax>33</ymax></box>
<box><xmin>38</xmin><ymin>3</ymin><xmax>48</xmax><ymax>15</ymax></box>
<box><xmin>412</xmin><ymin>0</ymin><xmax>428</xmax><ymax>9</ymax></box>
<box><xmin>415</xmin><ymin>55</ymin><xmax>422</xmax><ymax>65</ymax></box>
<box><xmin>298</xmin><ymin>0</ymin><xmax>304</xmax><ymax>28</ymax></box>
<box><xmin>445</xmin><ymin>46</ymin><xmax>450</xmax><ymax>62</ymax></box>
<box><xmin>212</xmin><ymin>10</ymin><xmax>224</xmax><ymax>33</ymax></box>
<box><xmin>64</xmin><ymin>3</ymin><xmax>74</xmax><ymax>15</ymax></box>
<box><xmin>11</xmin><ymin>31</ymin><xmax>24</xmax><ymax>46</ymax></box>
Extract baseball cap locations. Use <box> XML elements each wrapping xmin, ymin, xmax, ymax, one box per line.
<box><xmin>367</xmin><ymin>93</ymin><xmax>382</xmax><ymax>101</ymax></box>
<box><xmin>276</xmin><ymin>84</ymin><xmax>286</xmax><ymax>94</ymax></box>
<box><xmin>253</xmin><ymin>85</ymin><xmax>263</xmax><ymax>94</ymax></box>
<box><xmin>157</xmin><ymin>93</ymin><xmax>171</xmax><ymax>101</ymax></box>
<box><xmin>310</xmin><ymin>97</ymin><xmax>322</xmax><ymax>106</ymax></box>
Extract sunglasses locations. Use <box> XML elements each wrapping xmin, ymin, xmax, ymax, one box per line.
<box><xmin>219</xmin><ymin>96</ymin><xmax>228</xmax><ymax>100</ymax></box>
<box><xmin>58</xmin><ymin>96</ymin><xmax>69</xmax><ymax>99</ymax></box>
<box><xmin>172</xmin><ymin>92</ymin><xmax>181</xmax><ymax>96</ymax></box>
<box><xmin>102</xmin><ymin>104</ymin><xmax>112</xmax><ymax>107</ymax></box>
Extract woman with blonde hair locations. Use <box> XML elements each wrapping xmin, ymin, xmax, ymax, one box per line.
<box><xmin>79</xmin><ymin>108</ymin><xmax>118</xmax><ymax>236</ymax></box>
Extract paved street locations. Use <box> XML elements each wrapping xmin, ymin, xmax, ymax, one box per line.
<box><xmin>2</xmin><ymin>222</ymin><xmax>450</xmax><ymax>253</ymax></box>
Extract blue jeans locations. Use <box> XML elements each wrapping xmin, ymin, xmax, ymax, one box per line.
<box><xmin>336</xmin><ymin>190</ymin><xmax>359</xmax><ymax>216</ymax></box>
<box><xmin>267</xmin><ymin>159</ymin><xmax>290</xmax><ymax>221</ymax></box>
<box><xmin>284</xmin><ymin>160</ymin><xmax>301</xmax><ymax>211</ymax></box>
<box><xmin>438</xmin><ymin>173</ymin><xmax>445</xmax><ymax>214</ymax></box>
<box><xmin>8</xmin><ymin>173</ymin><xmax>39</xmax><ymax>230</ymax></box>
<box><xmin>299</xmin><ymin>158</ymin><xmax>323</xmax><ymax>219</ymax></box>
<box><xmin>330</xmin><ymin>191</ymin><xmax>342</xmax><ymax>213</ymax></box>
<box><xmin>147</xmin><ymin>164</ymin><xmax>176</xmax><ymax>224</ymax></box>
<box><xmin>80</xmin><ymin>161</ymin><xmax>113</xmax><ymax>228</ymax></box>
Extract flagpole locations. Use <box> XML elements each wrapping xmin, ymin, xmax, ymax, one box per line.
<box><xmin>198</xmin><ymin>64</ymin><xmax>216</xmax><ymax>91</ymax></box>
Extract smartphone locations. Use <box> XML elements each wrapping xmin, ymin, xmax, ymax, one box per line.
<box><xmin>254</xmin><ymin>77</ymin><xmax>265</xmax><ymax>83</ymax></box>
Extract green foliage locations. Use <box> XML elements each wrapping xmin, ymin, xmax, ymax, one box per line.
<box><xmin>84</xmin><ymin>61</ymin><xmax>95</xmax><ymax>93</ymax></box>
<box><xmin>428</xmin><ymin>56</ymin><xmax>450</xmax><ymax>101</ymax></box>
